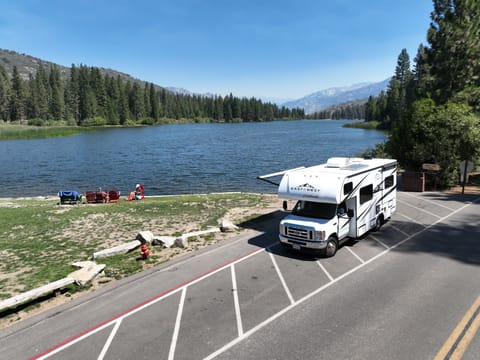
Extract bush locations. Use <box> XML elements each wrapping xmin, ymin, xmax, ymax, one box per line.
<box><xmin>81</xmin><ymin>116</ymin><xmax>107</xmax><ymax>127</ymax></box>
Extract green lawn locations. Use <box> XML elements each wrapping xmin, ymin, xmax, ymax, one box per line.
<box><xmin>0</xmin><ymin>193</ymin><xmax>274</xmax><ymax>299</ymax></box>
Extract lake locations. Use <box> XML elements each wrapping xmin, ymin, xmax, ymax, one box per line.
<box><xmin>0</xmin><ymin>120</ymin><xmax>387</xmax><ymax>198</ymax></box>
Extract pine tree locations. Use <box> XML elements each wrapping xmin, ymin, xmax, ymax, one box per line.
<box><xmin>143</xmin><ymin>82</ymin><xmax>151</xmax><ymax>120</ymax></box>
<box><xmin>48</xmin><ymin>65</ymin><xmax>65</xmax><ymax>120</ymax></box>
<box><xmin>78</xmin><ymin>65</ymin><xmax>96</xmax><ymax>121</ymax></box>
<box><xmin>427</xmin><ymin>0</ymin><xmax>480</xmax><ymax>108</ymax></box>
<box><xmin>130</xmin><ymin>82</ymin><xmax>145</xmax><ymax>120</ymax></box>
<box><xmin>64</xmin><ymin>65</ymin><xmax>80</xmax><ymax>123</ymax></box>
<box><xmin>25</xmin><ymin>73</ymin><xmax>39</xmax><ymax>119</ymax></box>
<box><xmin>365</xmin><ymin>96</ymin><xmax>377</xmax><ymax>122</ymax></box>
<box><xmin>118</xmin><ymin>77</ymin><xmax>130</xmax><ymax>124</ymax></box>
<box><xmin>9</xmin><ymin>66</ymin><xmax>25</xmax><ymax>121</ymax></box>
<box><xmin>413</xmin><ymin>44</ymin><xmax>432</xmax><ymax>100</ymax></box>
<box><xmin>149</xmin><ymin>83</ymin><xmax>159</xmax><ymax>120</ymax></box>
<box><xmin>0</xmin><ymin>65</ymin><xmax>9</xmax><ymax>121</ymax></box>
<box><xmin>91</xmin><ymin>67</ymin><xmax>107</xmax><ymax>119</ymax></box>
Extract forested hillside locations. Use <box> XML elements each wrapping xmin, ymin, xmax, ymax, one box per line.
<box><xmin>306</xmin><ymin>100</ymin><xmax>366</xmax><ymax>120</ymax></box>
<box><xmin>366</xmin><ymin>0</ymin><xmax>480</xmax><ymax>186</ymax></box>
<box><xmin>0</xmin><ymin>51</ymin><xmax>304</xmax><ymax>125</ymax></box>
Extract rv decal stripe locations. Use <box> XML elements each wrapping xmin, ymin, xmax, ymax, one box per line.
<box><xmin>357</xmin><ymin>185</ymin><xmax>397</xmax><ymax>222</ymax></box>
<box><xmin>340</xmin><ymin>219</ymin><xmax>350</xmax><ymax>230</ymax></box>
<box><xmin>342</xmin><ymin>173</ymin><xmax>369</xmax><ymax>203</ymax></box>
<box><xmin>358</xmin><ymin>201</ymin><xmax>376</xmax><ymax>222</ymax></box>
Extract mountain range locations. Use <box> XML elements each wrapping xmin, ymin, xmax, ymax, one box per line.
<box><xmin>282</xmin><ymin>79</ymin><xmax>390</xmax><ymax>114</ymax></box>
<box><xmin>1</xmin><ymin>48</ymin><xmax>388</xmax><ymax>113</ymax></box>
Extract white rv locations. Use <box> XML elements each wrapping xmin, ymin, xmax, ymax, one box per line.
<box><xmin>259</xmin><ymin>157</ymin><xmax>397</xmax><ymax>257</ymax></box>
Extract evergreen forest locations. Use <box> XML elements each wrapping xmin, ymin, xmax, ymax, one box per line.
<box><xmin>307</xmin><ymin>101</ymin><xmax>365</xmax><ymax>120</ymax></box>
<box><xmin>0</xmin><ymin>63</ymin><xmax>304</xmax><ymax>125</ymax></box>
<box><xmin>364</xmin><ymin>0</ymin><xmax>480</xmax><ymax>186</ymax></box>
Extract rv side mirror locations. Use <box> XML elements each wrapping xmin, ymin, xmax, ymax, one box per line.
<box><xmin>347</xmin><ymin>209</ymin><xmax>354</xmax><ymax>218</ymax></box>
<box><xmin>282</xmin><ymin>200</ymin><xmax>288</xmax><ymax>211</ymax></box>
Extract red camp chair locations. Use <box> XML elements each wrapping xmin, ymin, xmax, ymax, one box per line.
<box><xmin>108</xmin><ymin>189</ymin><xmax>121</xmax><ymax>203</ymax></box>
<box><xmin>95</xmin><ymin>190</ymin><xmax>107</xmax><ymax>203</ymax></box>
<box><xmin>85</xmin><ymin>191</ymin><xmax>97</xmax><ymax>204</ymax></box>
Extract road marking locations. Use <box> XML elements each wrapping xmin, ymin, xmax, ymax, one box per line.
<box><xmin>32</xmin><ymin>196</ymin><xmax>480</xmax><ymax>360</ymax></box>
<box><xmin>400</xmin><ymin>192</ymin><xmax>456</xmax><ymax>211</ymax></box>
<box><xmin>231</xmin><ymin>264</ymin><xmax>243</xmax><ymax>337</ymax></box>
<box><xmin>369</xmin><ymin>234</ymin><xmax>390</xmax><ymax>249</ymax></box>
<box><xmin>397</xmin><ymin>198</ymin><xmax>442</xmax><ymax>218</ymax></box>
<box><xmin>31</xmin><ymin>246</ymin><xmax>268</xmax><ymax>360</ymax></box>
<box><xmin>98</xmin><ymin>319</ymin><xmax>122</xmax><ymax>360</ymax></box>
<box><xmin>316</xmin><ymin>260</ymin><xmax>334</xmax><ymax>282</ymax></box>
<box><xmin>395</xmin><ymin>211</ymin><xmax>426</xmax><ymax>226</ymax></box>
<box><xmin>345</xmin><ymin>246</ymin><xmax>365</xmax><ymax>264</ymax></box>
<box><xmin>389</xmin><ymin>223</ymin><xmax>411</xmax><ymax>237</ymax></box>
<box><xmin>269</xmin><ymin>252</ymin><xmax>295</xmax><ymax>305</ymax></box>
<box><xmin>168</xmin><ymin>287</ymin><xmax>187</xmax><ymax>360</ymax></box>
<box><xmin>434</xmin><ymin>295</ymin><xmax>480</xmax><ymax>360</ymax></box>
<box><xmin>204</xmin><ymin>199</ymin><xmax>478</xmax><ymax>360</ymax></box>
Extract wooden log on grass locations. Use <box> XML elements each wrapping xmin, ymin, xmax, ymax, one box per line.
<box><xmin>92</xmin><ymin>240</ymin><xmax>142</xmax><ymax>259</ymax></box>
<box><xmin>0</xmin><ymin>277</ymin><xmax>75</xmax><ymax>312</ymax></box>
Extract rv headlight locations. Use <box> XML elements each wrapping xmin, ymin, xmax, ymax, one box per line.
<box><xmin>314</xmin><ymin>230</ymin><xmax>325</xmax><ymax>241</ymax></box>
<box><xmin>279</xmin><ymin>224</ymin><xmax>286</xmax><ymax>235</ymax></box>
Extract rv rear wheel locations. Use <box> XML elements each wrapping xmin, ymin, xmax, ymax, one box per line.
<box><xmin>325</xmin><ymin>237</ymin><xmax>338</xmax><ymax>257</ymax></box>
<box><xmin>374</xmin><ymin>216</ymin><xmax>383</xmax><ymax>232</ymax></box>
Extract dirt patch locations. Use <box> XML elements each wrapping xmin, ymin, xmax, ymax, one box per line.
<box><xmin>443</xmin><ymin>184</ymin><xmax>480</xmax><ymax>195</ymax></box>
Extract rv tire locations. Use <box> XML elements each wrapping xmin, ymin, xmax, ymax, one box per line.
<box><xmin>374</xmin><ymin>216</ymin><xmax>383</xmax><ymax>232</ymax></box>
<box><xmin>325</xmin><ymin>236</ymin><xmax>338</xmax><ymax>257</ymax></box>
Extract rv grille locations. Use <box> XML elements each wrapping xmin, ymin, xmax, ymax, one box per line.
<box><xmin>286</xmin><ymin>226</ymin><xmax>312</xmax><ymax>241</ymax></box>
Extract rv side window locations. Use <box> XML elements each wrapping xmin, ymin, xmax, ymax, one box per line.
<box><xmin>360</xmin><ymin>184</ymin><xmax>373</xmax><ymax>204</ymax></box>
<box><xmin>385</xmin><ymin>175</ymin><xmax>394</xmax><ymax>189</ymax></box>
<box><xmin>343</xmin><ymin>182</ymin><xmax>353</xmax><ymax>195</ymax></box>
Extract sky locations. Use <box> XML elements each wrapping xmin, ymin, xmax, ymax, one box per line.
<box><xmin>0</xmin><ymin>0</ymin><xmax>433</xmax><ymax>102</ymax></box>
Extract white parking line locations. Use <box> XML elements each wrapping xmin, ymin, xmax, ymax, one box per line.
<box><xmin>98</xmin><ymin>319</ymin><xmax>122</xmax><ymax>360</ymax></box>
<box><xmin>34</xmin><ymin>248</ymin><xmax>267</xmax><ymax>360</ymax></box>
<box><xmin>316</xmin><ymin>260</ymin><xmax>334</xmax><ymax>282</ymax></box>
<box><xmin>204</xmin><ymin>197</ymin><xmax>477</xmax><ymax>360</ymax></box>
<box><xmin>34</xmin><ymin>196</ymin><xmax>479</xmax><ymax>360</ymax></box>
<box><xmin>401</xmin><ymin>192</ymin><xmax>456</xmax><ymax>211</ymax></box>
<box><xmin>395</xmin><ymin>211</ymin><xmax>427</xmax><ymax>226</ymax></box>
<box><xmin>369</xmin><ymin>234</ymin><xmax>390</xmax><ymax>249</ymax></box>
<box><xmin>397</xmin><ymin>198</ymin><xmax>442</xmax><ymax>218</ymax></box>
<box><xmin>231</xmin><ymin>264</ymin><xmax>243</xmax><ymax>337</ymax></box>
<box><xmin>168</xmin><ymin>287</ymin><xmax>187</xmax><ymax>360</ymax></box>
<box><xmin>269</xmin><ymin>252</ymin><xmax>295</xmax><ymax>305</ymax></box>
<box><xmin>345</xmin><ymin>246</ymin><xmax>365</xmax><ymax>264</ymax></box>
<box><xmin>389</xmin><ymin>224</ymin><xmax>411</xmax><ymax>237</ymax></box>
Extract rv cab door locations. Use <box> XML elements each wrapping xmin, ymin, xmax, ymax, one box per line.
<box><xmin>346</xmin><ymin>197</ymin><xmax>357</xmax><ymax>238</ymax></box>
<box><xmin>337</xmin><ymin>201</ymin><xmax>350</xmax><ymax>240</ymax></box>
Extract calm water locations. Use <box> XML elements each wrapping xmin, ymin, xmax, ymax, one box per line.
<box><xmin>0</xmin><ymin>120</ymin><xmax>387</xmax><ymax>197</ymax></box>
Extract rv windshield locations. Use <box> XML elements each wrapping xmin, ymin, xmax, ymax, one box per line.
<box><xmin>292</xmin><ymin>200</ymin><xmax>337</xmax><ymax>220</ymax></box>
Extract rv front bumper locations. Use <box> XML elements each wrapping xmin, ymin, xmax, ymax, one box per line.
<box><xmin>279</xmin><ymin>235</ymin><xmax>327</xmax><ymax>253</ymax></box>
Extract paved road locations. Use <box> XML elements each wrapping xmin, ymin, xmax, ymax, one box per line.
<box><xmin>0</xmin><ymin>191</ymin><xmax>479</xmax><ymax>360</ymax></box>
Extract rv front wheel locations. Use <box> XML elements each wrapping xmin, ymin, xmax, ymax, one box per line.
<box><xmin>325</xmin><ymin>237</ymin><xmax>338</xmax><ymax>257</ymax></box>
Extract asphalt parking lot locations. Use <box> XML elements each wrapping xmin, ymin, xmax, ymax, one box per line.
<box><xmin>1</xmin><ymin>190</ymin><xmax>479</xmax><ymax>360</ymax></box>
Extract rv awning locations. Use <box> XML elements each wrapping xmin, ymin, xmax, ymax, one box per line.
<box><xmin>257</xmin><ymin>167</ymin><xmax>306</xmax><ymax>186</ymax></box>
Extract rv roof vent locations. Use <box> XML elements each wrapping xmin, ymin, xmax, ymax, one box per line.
<box><xmin>326</xmin><ymin>157</ymin><xmax>350</xmax><ymax>168</ymax></box>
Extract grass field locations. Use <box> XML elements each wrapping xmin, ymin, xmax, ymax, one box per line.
<box><xmin>0</xmin><ymin>193</ymin><xmax>278</xmax><ymax>302</ymax></box>
<box><xmin>0</xmin><ymin>124</ymin><xmax>92</xmax><ymax>140</ymax></box>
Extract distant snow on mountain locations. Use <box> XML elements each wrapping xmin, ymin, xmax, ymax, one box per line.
<box><xmin>283</xmin><ymin>79</ymin><xmax>390</xmax><ymax>114</ymax></box>
<box><xmin>165</xmin><ymin>86</ymin><xmax>193</xmax><ymax>95</ymax></box>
